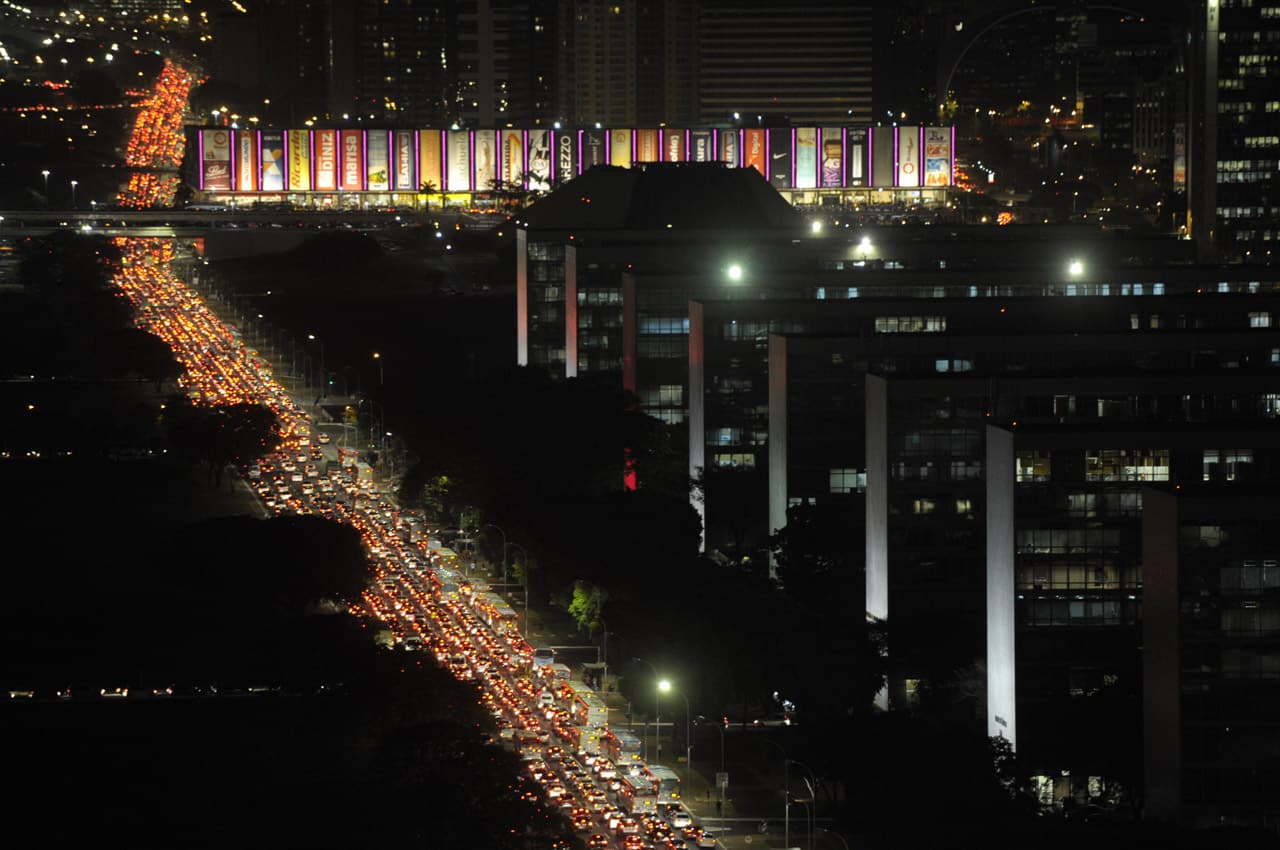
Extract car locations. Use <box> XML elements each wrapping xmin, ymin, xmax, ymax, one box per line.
<box><xmin>587</xmin><ymin>835</ymin><xmax>609</xmax><ymax>850</ymax></box>
<box><xmin>247</xmin><ymin>464</ymin><xmax>261</xmax><ymax>479</ymax></box>
<box><xmin>666</xmin><ymin>807</ymin><xmax>692</xmax><ymax>829</ymax></box>
<box><xmin>697</xmin><ymin>831</ymin><xmax>717</xmax><ymax>848</ymax></box>
<box><xmin>616</xmin><ymin>818</ymin><xmax>640</xmax><ymax>836</ymax></box>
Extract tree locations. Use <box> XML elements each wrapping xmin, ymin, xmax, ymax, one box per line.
<box><xmin>567</xmin><ymin>580</ymin><xmax>608</xmax><ymax>638</ymax></box>
<box><xmin>93</xmin><ymin>327</ymin><xmax>183</xmax><ymax>388</ymax></box>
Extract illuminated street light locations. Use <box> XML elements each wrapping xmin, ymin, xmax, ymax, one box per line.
<box><xmin>69</xmin><ymin>179</ymin><xmax>78</xmax><ymax>208</ymax></box>
<box><xmin>1068</xmin><ymin>259</ymin><xmax>1084</xmax><ymax>277</ymax></box>
<box><xmin>658</xmin><ymin>679</ymin><xmax>692</xmax><ymax>778</ymax></box>
<box><xmin>811</xmin><ymin>220</ymin><xmax>822</xmax><ymax>234</ymax></box>
<box><xmin>727</xmin><ymin>264</ymin><xmax>743</xmax><ymax>282</ymax></box>
<box><xmin>41</xmin><ymin>169</ymin><xmax>50</xmax><ymax>198</ymax></box>
<box><xmin>372</xmin><ymin>351</ymin><xmax>384</xmax><ymax>385</ymax></box>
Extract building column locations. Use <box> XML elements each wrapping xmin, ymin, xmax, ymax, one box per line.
<box><xmin>1142</xmin><ymin>486</ymin><xmax>1181</xmax><ymax>823</ymax></box>
<box><xmin>767</xmin><ymin>333</ymin><xmax>789</xmax><ymax>578</ymax></box>
<box><xmin>688</xmin><ymin>300</ymin><xmax>705</xmax><ymax>551</ymax></box>
<box><xmin>516</xmin><ymin>228</ymin><xmax>528</xmax><ymax>365</ymax></box>
<box><xmin>622</xmin><ymin>272</ymin><xmax>637</xmax><ymax>394</ymax></box>
<box><xmin>865</xmin><ymin>374</ymin><xmax>889</xmax><ymax>709</ymax></box>
<box><xmin>564</xmin><ymin>243</ymin><xmax>578</xmax><ymax>378</ymax></box>
<box><xmin>985</xmin><ymin>424</ymin><xmax>1016</xmax><ymax>748</ymax></box>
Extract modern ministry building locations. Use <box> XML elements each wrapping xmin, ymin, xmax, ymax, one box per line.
<box><xmin>509</xmin><ymin>162</ymin><xmax>1279</xmax><ymax>829</ymax></box>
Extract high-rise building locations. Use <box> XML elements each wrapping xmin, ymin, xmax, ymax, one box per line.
<box><xmin>454</xmin><ymin>0</ymin><xmax>560</xmax><ymax>126</ymax></box>
<box><xmin>697</xmin><ymin>0</ymin><xmax>873</xmax><ymax>125</ymax></box>
<box><xmin>1190</xmin><ymin>0</ymin><xmax>1280</xmax><ymax>262</ymax></box>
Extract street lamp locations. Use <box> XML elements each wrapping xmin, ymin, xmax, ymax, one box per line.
<box><xmin>69</xmin><ymin>180</ymin><xmax>78</xmax><ymax>208</ymax></box>
<box><xmin>658</xmin><ymin>680</ymin><xmax>691</xmax><ymax>777</ymax></box>
<box><xmin>634</xmin><ymin>658</ymin><xmax>662</xmax><ymax>762</ymax></box>
<box><xmin>509</xmin><ymin>541</ymin><xmax>530</xmax><ymax>639</ymax></box>
<box><xmin>308</xmin><ymin>333</ymin><xmax>325</xmax><ymax>399</ymax></box>
<box><xmin>760</xmin><ymin>738</ymin><xmax>790</xmax><ymax>849</ymax></box>
<box><xmin>41</xmin><ymin>169</ymin><xmax>50</xmax><ymax>200</ymax></box>
<box><xmin>815</xmin><ymin>827</ymin><xmax>850</xmax><ymax>850</ymax></box>
<box><xmin>484</xmin><ymin>523</ymin><xmax>508</xmax><ymax>589</ymax></box>
<box><xmin>788</xmin><ymin>758</ymin><xmax>819</xmax><ymax>850</ymax></box>
<box><xmin>372</xmin><ymin>351</ymin><xmax>384</xmax><ymax>385</ymax></box>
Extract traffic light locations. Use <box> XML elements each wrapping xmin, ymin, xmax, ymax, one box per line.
<box><xmin>721</xmin><ymin>715</ymin><xmax>729</xmax><ymax>729</ymax></box>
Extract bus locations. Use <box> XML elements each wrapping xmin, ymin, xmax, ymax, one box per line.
<box><xmin>617</xmin><ymin>771</ymin><xmax>659</xmax><ymax>814</ymax></box>
<box><xmin>573</xmin><ymin>689</ymin><xmax>609</xmax><ymax>729</ymax></box>
<box><xmin>647</xmin><ymin>764</ymin><xmax>682</xmax><ymax>804</ymax></box>
<box><xmin>532</xmin><ymin>647</ymin><xmax>556</xmax><ymax>670</ymax></box>
<box><xmin>604</xmin><ymin>728</ymin><xmax>644</xmax><ymax>766</ymax></box>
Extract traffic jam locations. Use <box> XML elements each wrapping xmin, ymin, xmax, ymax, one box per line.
<box><xmin>107</xmin><ymin>60</ymin><xmax>719</xmax><ymax>850</ymax></box>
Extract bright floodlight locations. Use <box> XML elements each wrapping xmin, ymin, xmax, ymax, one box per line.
<box><xmin>658</xmin><ymin>679</ymin><xmax>672</xmax><ymax>693</ymax></box>
<box><xmin>1068</xmin><ymin>259</ymin><xmax>1084</xmax><ymax>277</ymax></box>
<box><xmin>811</xmin><ymin>220</ymin><xmax>822</xmax><ymax>234</ymax></box>
<box><xmin>859</xmin><ymin>236</ymin><xmax>872</xmax><ymax>251</ymax></box>
<box><xmin>727</xmin><ymin>264</ymin><xmax>743</xmax><ymax>282</ymax></box>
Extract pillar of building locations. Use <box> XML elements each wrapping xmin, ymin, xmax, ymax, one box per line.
<box><xmin>985</xmin><ymin>424</ymin><xmax>1016</xmax><ymax>748</ymax></box>
<box><xmin>564</xmin><ymin>243</ymin><xmax>578</xmax><ymax>378</ymax></box>
<box><xmin>516</xmin><ymin>228</ymin><xmax>528</xmax><ymax>365</ymax></box>
<box><xmin>1142</xmin><ymin>486</ymin><xmax>1181</xmax><ymax>823</ymax></box>
<box><xmin>688</xmin><ymin>300</ymin><xmax>706</xmax><ymax>551</ymax></box>
<box><xmin>865</xmin><ymin>373</ymin><xmax>888</xmax><ymax>709</ymax></box>
<box><xmin>767</xmin><ymin>333</ymin><xmax>789</xmax><ymax>577</ymax></box>
<box><xmin>622</xmin><ymin>272</ymin><xmax>637</xmax><ymax>394</ymax></box>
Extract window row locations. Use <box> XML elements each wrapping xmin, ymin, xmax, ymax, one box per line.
<box><xmin>1016</xmin><ymin>528</ymin><xmax>1123</xmax><ymax>555</ymax></box>
<box><xmin>874</xmin><ymin>315</ymin><xmax>946</xmax><ymax>334</ymax></box>
<box><xmin>1021</xmin><ymin>597</ymin><xmax>1133</xmax><ymax>627</ymax></box>
<box><xmin>1016</xmin><ymin>562</ymin><xmax>1140</xmax><ymax>590</ymax></box>
<box><xmin>1221</xmin><ymin>560</ymin><xmax>1280</xmax><ymax>591</ymax></box>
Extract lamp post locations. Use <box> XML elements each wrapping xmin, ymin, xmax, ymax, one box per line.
<box><xmin>69</xmin><ymin>179</ymin><xmax>78</xmax><ymax>208</ymax></box>
<box><xmin>484</xmin><ymin>523</ymin><xmax>508</xmax><ymax>588</ymax></box>
<box><xmin>634</xmin><ymin>657</ymin><xmax>660</xmax><ymax>761</ymax></box>
<box><xmin>308</xmin><ymin>334</ymin><xmax>325</xmax><ymax>399</ymax></box>
<box><xmin>789</xmin><ymin>758</ymin><xmax>819</xmax><ymax>850</ymax></box>
<box><xmin>761</xmin><ymin>738</ymin><xmax>789</xmax><ymax>849</ymax></box>
<box><xmin>41</xmin><ymin>169</ymin><xmax>50</xmax><ymax>201</ymax></box>
<box><xmin>814</xmin><ymin>827</ymin><xmax>850</xmax><ymax>850</ymax></box>
<box><xmin>372</xmin><ymin>351</ymin><xmax>384</xmax><ymax>386</ymax></box>
<box><xmin>509</xmin><ymin>542</ymin><xmax>530</xmax><ymax>639</ymax></box>
<box><xmin>658</xmin><ymin>680</ymin><xmax>691</xmax><ymax>776</ymax></box>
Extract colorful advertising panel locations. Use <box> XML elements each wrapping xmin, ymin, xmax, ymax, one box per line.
<box><xmin>500</xmin><ymin>129</ymin><xmax>524</xmax><ymax>186</ymax></box>
<box><xmin>690</xmin><ymin>129</ymin><xmax>713</xmax><ymax>163</ymax></box>
<box><xmin>897</xmin><ymin>125</ymin><xmax>920</xmax><ymax>188</ymax></box>
<box><xmin>743</xmin><ymin>129</ymin><xmax>766</xmax><ymax>177</ymax></box>
<box><xmin>795</xmin><ymin>127</ymin><xmax>817</xmax><ymax>189</ymax></box>
<box><xmin>555</xmin><ymin>130</ymin><xmax>577</xmax><ymax>183</ymax></box>
<box><xmin>393</xmin><ymin>130</ymin><xmax>415</xmax><ymax>191</ymax></box>
<box><xmin>662</xmin><ymin>129</ymin><xmax>685</xmax><ymax>162</ymax></box>
<box><xmin>1173</xmin><ymin>123</ymin><xmax>1186</xmax><ymax>188</ymax></box>
<box><xmin>870</xmin><ymin>128</ymin><xmax>895</xmax><ymax>188</ymax></box>
<box><xmin>636</xmin><ymin>129</ymin><xmax>660</xmax><ymax>163</ymax></box>
<box><xmin>340</xmin><ymin>129</ymin><xmax>364</xmax><ymax>191</ymax></box>
<box><xmin>820</xmin><ymin>128</ymin><xmax>843</xmax><ymax>188</ymax></box>
<box><xmin>527</xmin><ymin>129</ymin><xmax>551</xmax><ymax>191</ymax></box>
<box><xmin>235</xmin><ymin>130</ymin><xmax>258</xmax><ymax>192</ymax></box>
<box><xmin>719</xmin><ymin>130</ymin><xmax>739</xmax><ymax>166</ymax></box>
<box><xmin>474</xmin><ymin>130</ymin><xmax>498</xmax><ymax>191</ymax></box>
<box><xmin>768</xmin><ymin>128</ymin><xmax>792</xmax><ymax>189</ymax></box>
<box><xmin>418</xmin><ymin>130</ymin><xmax>443</xmax><ymax>191</ymax></box>
<box><xmin>609</xmin><ymin>128</ymin><xmax>632</xmax><ymax>168</ymax></box>
<box><xmin>846</xmin><ymin>127</ymin><xmax>866</xmax><ymax>187</ymax></box>
<box><xmin>261</xmin><ymin>130</ymin><xmax>284</xmax><ymax>192</ymax></box>
<box><xmin>200</xmin><ymin>128</ymin><xmax>231</xmax><ymax>191</ymax></box>
<box><xmin>366</xmin><ymin>131</ymin><xmax>390</xmax><ymax>191</ymax></box>
<box><xmin>286</xmin><ymin>130</ymin><xmax>311</xmax><ymax>191</ymax></box>
<box><xmin>924</xmin><ymin>126</ymin><xmax>951</xmax><ymax>187</ymax></box>
<box><xmin>582</xmin><ymin>130</ymin><xmax>607</xmax><ymax>169</ymax></box>
<box><xmin>446</xmin><ymin>130</ymin><xmax>470</xmax><ymax>191</ymax></box>
<box><xmin>315</xmin><ymin>129</ymin><xmax>338</xmax><ymax>191</ymax></box>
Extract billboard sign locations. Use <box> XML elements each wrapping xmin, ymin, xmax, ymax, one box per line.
<box><xmin>924</xmin><ymin>126</ymin><xmax>951</xmax><ymax>187</ymax></box>
<box><xmin>315</xmin><ymin>130</ymin><xmax>338</xmax><ymax>191</ymax></box>
<box><xmin>846</xmin><ymin>127</ymin><xmax>866</xmax><ymax>187</ymax></box>
<box><xmin>527</xmin><ymin>129</ymin><xmax>551</xmax><ymax>191</ymax></box>
<box><xmin>555</xmin><ymin>130</ymin><xmax>577</xmax><ymax>183</ymax></box>
<box><xmin>340</xmin><ymin>129</ymin><xmax>364</xmax><ymax>191</ymax></box>
<box><xmin>501</xmin><ymin>129</ymin><xmax>524</xmax><ymax>186</ymax></box>
<box><xmin>393</xmin><ymin>130</ymin><xmax>415</xmax><ymax>191</ymax></box>
<box><xmin>260</xmin><ymin>131</ymin><xmax>284</xmax><ymax>192</ymax></box>
<box><xmin>367</xmin><ymin>131</ymin><xmax>390</xmax><ymax>191</ymax></box>
<box><xmin>870</xmin><ymin>127</ymin><xmax>894</xmax><ymax>188</ymax></box>
<box><xmin>286</xmin><ymin>130</ymin><xmax>311</xmax><ymax>191</ymax></box>
<box><xmin>582</xmin><ymin>129</ymin><xmax>607</xmax><ymax>169</ymax></box>
<box><xmin>609</xmin><ymin>128</ymin><xmax>632</xmax><ymax>168</ymax></box>
<box><xmin>743</xmin><ymin>129</ymin><xmax>766</xmax><ymax>176</ymax></box>
<box><xmin>719</xmin><ymin>129</ymin><xmax>738</xmax><ymax>166</ymax></box>
<box><xmin>795</xmin><ymin>127</ymin><xmax>817</xmax><ymax>189</ymax></box>
<box><xmin>768</xmin><ymin>128</ymin><xmax>792</xmax><ymax>189</ymax></box>
<box><xmin>235</xmin><ymin>131</ymin><xmax>258</xmax><ymax>192</ymax></box>
<box><xmin>663</xmin><ymin>129</ymin><xmax>685</xmax><ymax>162</ymax></box>
<box><xmin>636</xmin><ymin>129</ymin><xmax>660</xmax><ymax>162</ymax></box>
<box><xmin>897</xmin><ymin>125</ymin><xmax>920</xmax><ymax>187</ymax></box>
<box><xmin>446</xmin><ymin>129</ymin><xmax>470</xmax><ymax>191</ymax></box>
<box><xmin>690</xmin><ymin>129</ymin><xmax>713</xmax><ymax>163</ymax></box>
<box><xmin>474</xmin><ymin>130</ymin><xmax>498</xmax><ymax>191</ymax></box>
<box><xmin>200</xmin><ymin>129</ymin><xmax>231</xmax><ymax>191</ymax></box>
<box><xmin>418</xmin><ymin>130</ymin><xmax>443</xmax><ymax>191</ymax></box>
<box><xmin>820</xmin><ymin>128</ymin><xmax>843</xmax><ymax>188</ymax></box>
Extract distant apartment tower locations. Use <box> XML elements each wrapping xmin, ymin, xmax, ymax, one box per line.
<box><xmin>1190</xmin><ymin>0</ymin><xmax>1280</xmax><ymax>261</ymax></box>
<box><xmin>698</xmin><ymin>0</ymin><xmax>873</xmax><ymax>125</ymax></box>
<box><xmin>349</xmin><ymin>0</ymin><xmax>453</xmax><ymax>125</ymax></box>
<box><xmin>455</xmin><ymin>0</ymin><xmax>560</xmax><ymax>126</ymax></box>
<box><xmin>558</xmin><ymin>0</ymin><xmax>697</xmax><ymax>126</ymax></box>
